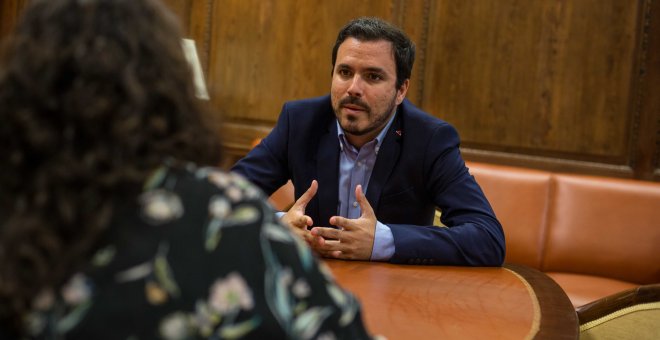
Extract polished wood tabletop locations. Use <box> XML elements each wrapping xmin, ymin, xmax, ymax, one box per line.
<box><xmin>325</xmin><ymin>260</ymin><xmax>578</xmax><ymax>340</ymax></box>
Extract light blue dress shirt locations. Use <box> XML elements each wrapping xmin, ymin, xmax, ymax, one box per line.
<box><xmin>336</xmin><ymin>112</ymin><xmax>397</xmax><ymax>261</ymax></box>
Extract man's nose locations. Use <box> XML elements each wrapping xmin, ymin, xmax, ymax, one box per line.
<box><xmin>346</xmin><ymin>76</ymin><xmax>363</xmax><ymax>97</ymax></box>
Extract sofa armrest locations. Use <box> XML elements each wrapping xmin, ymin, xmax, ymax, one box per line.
<box><xmin>577</xmin><ymin>284</ymin><xmax>660</xmax><ymax>339</ymax></box>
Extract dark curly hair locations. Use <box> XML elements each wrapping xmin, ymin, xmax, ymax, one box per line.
<box><xmin>0</xmin><ymin>0</ymin><xmax>221</xmax><ymax>334</ymax></box>
<box><xmin>331</xmin><ymin>17</ymin><xmax>415</xmax><ymax>90</ymax></box>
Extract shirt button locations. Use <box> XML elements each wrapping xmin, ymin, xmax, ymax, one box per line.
<box><xmin>352</xmin><ymin>201</ymin><xmax>358</xmax><ymax>208</ymax></box>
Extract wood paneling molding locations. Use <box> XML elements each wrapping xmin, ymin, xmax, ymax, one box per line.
<box><xmin>632</xmin><ymin>0</ymin><xmax>660</xmax><ymax>180</ymax></box>
<box><xmin>2</xmin><ymin>0</ymin><xmax>659</xmax><ymax>181</ymax></box>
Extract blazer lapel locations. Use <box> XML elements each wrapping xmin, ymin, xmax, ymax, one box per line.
<box><xmin>365</xmin><ymin>112</ymin><xmax>402</xmax><ymax>211</ymax></box>
<box><xmin>315</xmin><ymin>121</ymin><xmax>340</xmax><ymax>228</ymax></box>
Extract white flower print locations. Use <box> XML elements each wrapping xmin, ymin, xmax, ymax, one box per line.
<box><xmin>244</xmin><ymin>185</ymin><xmax>261</xmax><ymax>200</ymax></box>
<box><xmin>292</xmin><ymin>279</ymin><xmax>311</xmax><ymax>299</ymax></box>
<box><xmin>317</xmin><ymin>332</ymin><xmax>338</xmax><ymax>340</ymax></box>
<box><xmin>228</xmin><ymin>172</ymin><xmax>250</xmax><ymax>188</ymax></box>
<box><xmin>208</xmin><ymin>195</ymin><xmax>231</xmax><ymax>219</ymax></box>
<box><xmin>208</xmin><ymin>171</ymin><xmax>230</xmax><ymax>188</ymax></box>
<box><xmin>159</xmin><ymin>312</ymin><xmax>191</xmax><ymax>340</ymax></box>
<box><xmin>61</xmin><ymin>273</ymin><xmax>92</xmax><ymax>306</ymax></box>
<box><xmin>279</xmin><ymin>268</ymin><xmax>294</xmax><ymax>288</ymax></box>
<box><xmin>209</xmin><ymin>272</ymin><xmax>254</xmax><ymax>314</ymax></box>
<box><xmin>139</xmin><ymin>189</ymin><xmax>184</xmax><ymax>224</ymax></box>
<box><xmin>192</xmin><ymin>301</ymin><xmax>217</xmax><ymax>337</ymax></box>
<box><xmin>224</xmin><ymin>205</ymin><xmax>261</xmax><ymax>226</ymax></box>
<box><xmin>225</xmin><ymin>185</ymin><xmax>243</xmax><ymax>203</ymax></box>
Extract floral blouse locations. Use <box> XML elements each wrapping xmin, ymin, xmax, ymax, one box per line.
<box><xmin>20</xmin><ymin>162</ymin><xmax>374</xmax><ymax>339</ymax></box>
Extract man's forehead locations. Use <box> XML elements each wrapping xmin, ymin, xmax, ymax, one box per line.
<box><xmin>338</xmin><ymin>37</ymin><xmax>394</xmax><ymax>53</ymax></box>
<box><xmin>336</xmin><ymin>38</ymin><xmax>395</xmax><ymax>69</ymax></box>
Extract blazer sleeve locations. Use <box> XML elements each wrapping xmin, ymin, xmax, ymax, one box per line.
<box><xmin>388</xmin><ymin>124</ymin><xmax>506</xmax><ymax>266</ymax></box>
<box><xmin>231</xmin><ymin>104</ymin><xmax>291</xmax><ymax>196</ymax></box>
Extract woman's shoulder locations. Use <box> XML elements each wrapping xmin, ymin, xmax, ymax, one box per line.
<box><xmin>135</xmin><ymin>160</ymin><xmax>276</xmax><ymax>235</ymax></box>
<box><xmin>143</xmin><ymin>160</ymin><xmax>267</xmax><ymax>209</ymax></box>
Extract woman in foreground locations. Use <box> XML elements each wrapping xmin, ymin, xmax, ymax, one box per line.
<box><xmin>0</xmin><ymin>0</ymin><xmax>373</xmax><ymax>338</ymax></box>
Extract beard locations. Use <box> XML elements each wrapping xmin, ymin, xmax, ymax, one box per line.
<box><xmin>335</xmin><ymin>95</ymin><xmax>397</xmax><ymax>137</ymax></box>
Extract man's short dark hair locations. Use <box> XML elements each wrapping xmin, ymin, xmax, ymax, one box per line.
<box><xmin>331</xmin><ymin>17</ymin><xmax>415</xmax><ymax>90</ymax></box>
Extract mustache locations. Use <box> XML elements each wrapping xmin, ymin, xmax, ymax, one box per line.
<box><xmin>339</xmin><ymin>96</ymin><xmax>370</xmax><ymax>112</ymax></box>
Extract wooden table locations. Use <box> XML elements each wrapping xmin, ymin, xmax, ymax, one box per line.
<box><xmin>325</xmin><ymin>260</ymin><xmax>578</xmax><ymax>339</ymax></box>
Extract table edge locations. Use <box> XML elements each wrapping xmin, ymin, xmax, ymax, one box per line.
<box><xmin>504</xmin><ymin>264</ymin><xmax>579</xmax><ymax>340</ymax></box>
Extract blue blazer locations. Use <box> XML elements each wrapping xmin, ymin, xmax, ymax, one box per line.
<box><xmin>232</xmin><ymin>95</ymin><xmax>505</xmax><ymax>266</ymax></box>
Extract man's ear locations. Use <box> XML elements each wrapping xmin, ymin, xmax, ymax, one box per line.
<box><xmin>396</xmin><ymin>79</ymin><xmax>410</xmax><ymax>105</ymax></box>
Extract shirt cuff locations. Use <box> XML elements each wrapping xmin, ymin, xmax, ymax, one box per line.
<box><xmin>275</xmin><ymin>211</ymin><xmax>286</xmax><ymax>219</ymax></box>
<box><xmin>370</xmin><ymin>221</ymin><xmax>395</xmax><ymax>261</ymax></box>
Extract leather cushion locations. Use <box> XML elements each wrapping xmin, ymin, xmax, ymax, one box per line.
<box><xmin>543</xmin><ymin>174</ymin><xmax>660</xmax><ymax>284</ymax></box>
<box><xmin>546</xmin><ymin>272</ymin><xmax>638</xmax><ymax>307</ymax></box>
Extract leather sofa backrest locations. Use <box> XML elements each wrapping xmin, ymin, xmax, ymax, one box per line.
<box><xmin>467</xmin><ymin>162</ymin><xmax>552</xmax><ymax>269</ymax></box>
<box><xmin>468</xmin><ymin>162</ymin><xmax>660</xmax><ymax>285</ymax></box>
<box><xmin>542</xmin><ymin>174</ymin><xmax>660</xmax><ymax>284</ymax></box>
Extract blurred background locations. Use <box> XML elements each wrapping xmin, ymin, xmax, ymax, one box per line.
<box><xmin>2</xmin><ymin>0</ymin><xmax>658</xmax><ymax>181</ymax></box>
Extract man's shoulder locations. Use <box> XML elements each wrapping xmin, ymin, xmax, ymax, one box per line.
<box><xmin>279</xmin><ymin>95</ymin><xmax>334</xmax><ymax>130</ymax></box>
<box><xmin>283</xmin><ymin>94</ymin><xmax>332</xmax><ymax>112</ymax></box>
<box><xmin>399</xmin><ymin>99</ymin><xmax>452</xmax><ymax>131</ymax></box>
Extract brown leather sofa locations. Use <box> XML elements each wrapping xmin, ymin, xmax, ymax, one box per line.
<box><xmin>467</xmin><ymin>162</ymin><xmax>660</xmax><ymax>307</ymax></box>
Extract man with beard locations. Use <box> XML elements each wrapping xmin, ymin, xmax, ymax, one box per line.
<box><xmin>232</xmin><ymin>17</ymin><xmax>505</xmax><ymax>266</ymax></box>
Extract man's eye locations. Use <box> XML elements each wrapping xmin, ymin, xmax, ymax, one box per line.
<box><xmin>338</xmin><ymin>69</ymin><xmax>351</xmax><ymax>77</ymax></box>
<box><xmin>368</xmin><ymin>73</ymin><xmax>383</xmax><ymax>81</ymax></box>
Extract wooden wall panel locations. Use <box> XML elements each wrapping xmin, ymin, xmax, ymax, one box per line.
<box><xmin>207</xmin><ymin>0</ymin><xmax>403</xmax><ymax>160</ymax></box>
<box><xmin>162</xmin><ymin>0</ymin><xmax>213</xmax><ymax>74</ymax></box>
<box><xmin>0</xmin><ymin>0</ymin><xmax>29</xmax><ymax>41</ymax></box>
<box><xmin>421</xmin><ymin>0</ymin><xmax>641</xmax><ymax>175</ymax></box>
<box><xmin>2</xmin><ymin>0</ymin><xmax>659</xmax><ymax>181</ymax></box>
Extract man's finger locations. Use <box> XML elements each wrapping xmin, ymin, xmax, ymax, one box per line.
<box><xmin>310</xmin><ymin>226</ymin><xmax>342</xmax><ymax>240</ymax></box>
<box><xmin>293</xmin><ymin>180</ymin><xmax>318</xmax><ymax>210</ymax></box>
<box><xmin>289</xmin><ymin>225</ymin><xmax>310</xmax><ymax>240</ymax></box>
<box><xmin>355</xmin><ymin>184</ymin><xmax>375</xmax><ymax>218</ymax></box>
<box><xmin>329</xmin><ymin>215</ymin><xmax>354</xmax><ymax>231</ymax></box>
<box><xmin>308</xmin><ymin>238</ymin><xmax>342</xmax><ymax>257</ymax></box>
<box><xmin>298</xmin><ymin>215</ymin><xmax>312</xmax><ymax>228</ymax></box>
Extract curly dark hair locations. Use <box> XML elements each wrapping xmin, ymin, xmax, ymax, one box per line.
<box><xmin>0</xmin><ymin>0</ymin><xmax>221</xmax><ymax>334</ymax></box>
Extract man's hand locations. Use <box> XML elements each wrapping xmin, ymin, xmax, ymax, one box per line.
<box><xmin>310</xmin><ymin>184</ymin><xmax>376</xmax><ymax>260</ymax></box>
<box><xmin>280</xmin><ymin>180</ymin><xmax>317</xmax><ymax>242</ymax></box>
